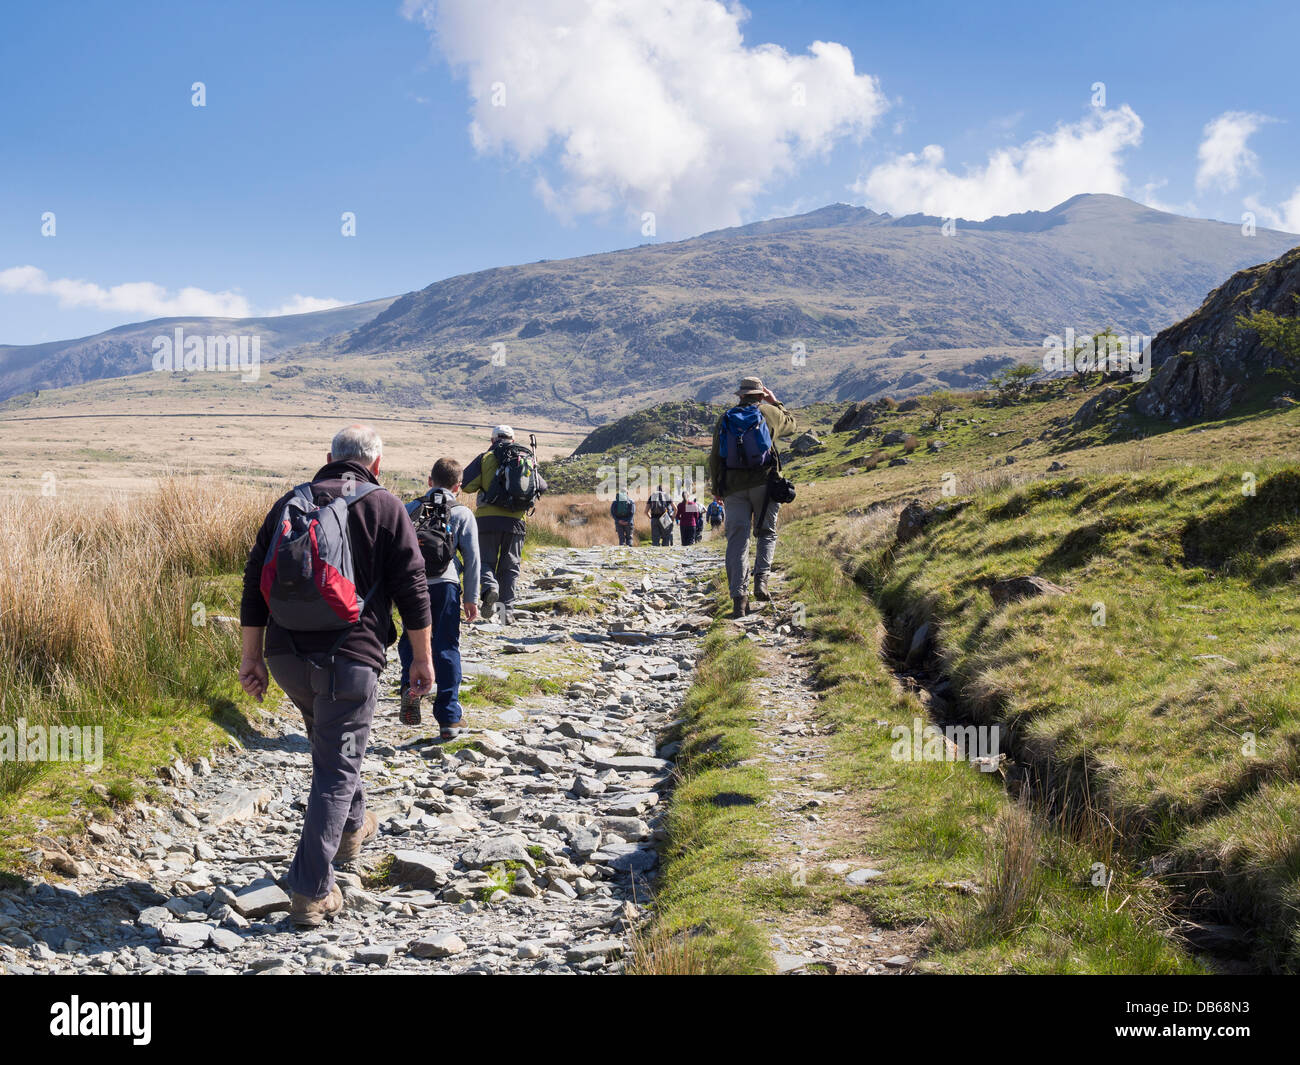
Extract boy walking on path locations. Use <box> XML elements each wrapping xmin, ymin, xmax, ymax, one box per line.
<box><xmin>400</xmin><ymin>457</ymin><xmax>480</xmax><ymax>739</ymax></box>
<box><xmin>707</xmin><ymin>376</ymin><xmax>797</xmax><ymax>617</ymax></box>
<box><xmin>646</xmin><ymin>483</ymin><xmax>675</xmax><ymax>546</ymax></box>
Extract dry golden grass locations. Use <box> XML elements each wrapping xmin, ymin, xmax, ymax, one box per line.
<box><xmin>522</xmin><ymin>492</ymin><xmax>725</xmax><ymax>549</ymax></box>
<box><xmin>0</xmin><ymin>476</ymin><xmax>270</xmax><ymax>790</ymax></box>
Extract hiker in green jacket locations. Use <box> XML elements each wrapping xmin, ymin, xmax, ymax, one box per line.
<box><xmin>461</xmin><ymin>425</ymin><xmax>540</xmax><ymax>623</ymax></box>
<box><xmin>707</xmin><ymin>375</ymin><xmax>797</xmax><ymax>617</ymax></box>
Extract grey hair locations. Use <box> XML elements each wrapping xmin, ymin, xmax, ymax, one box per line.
<box><xmin>330</xmin><ymin>424</ymin><xmax>383</xmax><ymax>464</ymax></box>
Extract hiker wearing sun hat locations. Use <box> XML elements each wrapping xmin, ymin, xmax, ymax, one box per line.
<box><xmin>707</xmin><ymin>376</ymin><xmax>797</xmax><ymax>617</ymax></box>
<box><xmin>462</xmin><ymin>423</ymin><xmax>547</xmax><ymax>623</ymax></box>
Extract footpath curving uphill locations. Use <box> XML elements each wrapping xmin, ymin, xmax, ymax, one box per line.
<box><xmin>0</xmin><ymin>544</ymin><xmax>725</xmax><ymax>975</ymax></box>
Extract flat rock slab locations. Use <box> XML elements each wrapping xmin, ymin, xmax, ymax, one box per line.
<box><xmin>409</xmin><ymin>933</ymin><xmax>466</xmax><ymax>959</ymax></box>
<box><xmin>390</xmin><ymin>850</ymin><xmax>455</xmax><ymax>889</ymax></box>
<box><xmin>565</xmin><ymin>939</ymin><xmax>624</xmax><ymax>963</ymax></box>
<box><xmin>592</xmin><ymin>755</ymin><xmax>674</xmax><ymax>775</ymax></box>
<box><xmin>202</xmin><ymin>787</ymin><xmax>272</xmax><ymax>826</ymax></box>
<box><xmin>232</xmin><ymin>881</ymin><xmax>291</xmax><ymax>919</ymax></box>
<box><xmin>460</xmin><ymin>834</ymin><xmax>538</xmax><ymax>874</ymax></box>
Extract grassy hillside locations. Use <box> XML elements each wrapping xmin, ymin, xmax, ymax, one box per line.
<box><xmin>776</xmin><ymin>385</ymin><xmax>1300</xmax><ymax>971</ymax></box>
<box><xmin>567</xmin><ymin>376</ymin><xmax>1300</xmax><ymax>971</ymax></box>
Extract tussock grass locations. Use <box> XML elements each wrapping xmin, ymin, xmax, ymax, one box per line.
<box><xmin>632</xmin><ymin>622</ymin><xmax>776</xmax><ymax>975</ymax></box>
<box><xmin>0</xmin><ymin>477</ymin><xmax>269</xmax><ymax>859</ymax></box>
<box><xmin>781</xmin><ymin>538</ymin><xmax>1199</xmax><ymax>973</ymax></box>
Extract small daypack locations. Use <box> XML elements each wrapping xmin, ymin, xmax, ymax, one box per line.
<box><xmin>707</xmin><ymin>500</ymin><xmax>724</xmax><ymax>523</ymax></box>
<box><xmin>720</xmin><ymin>405</ymin><xmax>774</xmax><ymax>470</ymax></box>
<box><xmin>612</xmin><ymin>497</ymin><xmax>634</xmax><ymax>521</ymax></box>
<box><xmin>481</xmin><ymin>436</ymin><xmax>547</xmax><ymax>512</ymax></box>
<box><xmin>648</xmin><ymin>493</ymin><xmax>671</xmax><ymax>517</ymax></box>
<box><xmin>412</xmin><ymin>490</ymin><xmax>455</xmax><ymax>578</ymax></box>
<box><xmin>259</xmin><ymin>480</ymin><xmax>381</xmax><ymax>633</ymax></box>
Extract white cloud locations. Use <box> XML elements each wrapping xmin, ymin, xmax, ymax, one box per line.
<box><xmin>0</xmin><ymin>266</ymin><xmax>343</xmax><ymax>320</ymax></box>
<box><xmin>1245</xmin><ymin>187</ymin><xmax>1300</xmax><ymax>234</ymax></box>
<box><xmin>851</xmin><ymin>106</ymin><xmax>1144</xmax><ymax>221</ymax></box>
<box><xmin>1195</xmin><ymin>111</ymin><xmax>1272</xmax><ymax>193</ymax></box>
<box><xmin>1137</xmin><ymin>178</ymin><xmax>1196</xmax><ymax>217</ymax></box>
<box><xmin>265</xmin><ymin>294</ymin><xmax>347</xmax><ymax>317</ymax></box>
<box><xmin>404</xmin><ymin>0</ymin><xmax>888</xmax><ymax>234</ymax></box>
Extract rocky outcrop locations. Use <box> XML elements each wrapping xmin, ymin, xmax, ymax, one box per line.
<box><xmin>1136</xmin><ymin>245</ymin><xmax>1300</xmax><ymax>422</ymax></box>
<box><xmin>789</xmin><ymin>432</ymin><xmax>823</xmax><ymax>455</ymax></box>
<box><xmin>1070</xmin><ymin>386</ymin><xmax>1125</xmax><ymax>428</ymax></box>
<box><xmin>1133</xmin><ymin>352</ymin><xmax>1246</xmax><ymax>423</ymax></box>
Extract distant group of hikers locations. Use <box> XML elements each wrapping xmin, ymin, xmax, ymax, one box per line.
<box><xmin>234</xmin><ymin>372</ymin><xmax>795</xmax><ymax>928</ymax></box>
<box><xmin>609</xmin><ymin>487</ymin><xmax>723</xmax><ymax>546</ymax></box>
<box><xmin>237</xmin><ymin>423</ymin><xmax>546</xmax><ymax>927</ymax></box>
<box><xmin>607</xmin><ymin>374</ymin><xmax>796</xmax><ymax>615</ymax></box>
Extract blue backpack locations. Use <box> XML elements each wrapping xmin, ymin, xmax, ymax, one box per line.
<box><xmin>720</xmin><ymin>405</ymin><xmax>774</xmax><ymax>470</ymax></box>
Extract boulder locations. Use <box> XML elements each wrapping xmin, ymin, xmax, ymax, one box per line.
<box><xmin>789</xmin><ymin>432</ymin><xmax>823</xmax><ymax>455</ymax></box>
<box><xmin>896</xmin><ymin>500</ymin><xmax>929</xmax><ymax>543</ymax></box>
<box><xmin>989</xmin><ymin>576</ymin><xmax>1067</xmax><ymax>607</ymax></box>
<box><xmin>1069</xmin><ymin>387</ymin><xmax>1124</xmax><ymax>428</ymax></box>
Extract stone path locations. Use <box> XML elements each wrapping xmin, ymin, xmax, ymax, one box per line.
<box><xmin>0</xmin><ymin>544</ymin><xmax>722</xmax><ymax>975</ymax></box>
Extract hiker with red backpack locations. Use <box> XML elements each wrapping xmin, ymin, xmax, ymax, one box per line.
<box><xmin>399</xmin><ymin>457</ymin><xmax>480</xmax><ymax>738</ymax></box>
<box><xmin>676</xmin><ymin>491</ymin><xmax>704</xmax><ymax>545</ymax></box>
<box><xmin>461</xmin><ymin>425</ymin><xmax>547</xmax><ymax>624</ymax></box>
<box><xmin>238</xmin><ymin>424</ymin><xmax>434</xmax><ymax>928</ymax></box>
<box><xmin>707</xmin><ymin>376</ymin><xmax>798</xmax><ymax>617</ymax></box>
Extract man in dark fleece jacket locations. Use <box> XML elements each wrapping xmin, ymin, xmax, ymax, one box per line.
<box><xmin>239</xmin><ymin>424</ymin><xmax>433</xmax><ymax>927</ymax></box>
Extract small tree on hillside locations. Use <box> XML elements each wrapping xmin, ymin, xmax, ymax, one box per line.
<box><xmin>989</xmin><ymin>363</ymin><xmax>1038</xmax><ymax>403</ymax></box>
<box><xmin>1238</xmin><ymin>298</ymin><xmax>1300</xmax><ymax>381</ymax></box>
<box><xmin>919</xmin><ymin>389</ymin><xmax>959</xmax><ymax>428</ymax></box>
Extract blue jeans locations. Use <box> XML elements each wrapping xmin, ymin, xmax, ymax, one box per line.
<box><xmin>398</xmin><ymin>582</ymin><xmax>463</xmax><ymax>726</ymax></box>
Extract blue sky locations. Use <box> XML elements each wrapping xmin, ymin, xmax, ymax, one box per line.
<box><xmin>1</xmin><ymin>0</ymin><xmax>1297</xmax><ymax>345</ymax></box>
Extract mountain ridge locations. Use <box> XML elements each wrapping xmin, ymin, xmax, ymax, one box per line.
<box><xmin>5</xmin><ymin>195</ymin><xmax>1296</xmax><ymax>418</ymax></box>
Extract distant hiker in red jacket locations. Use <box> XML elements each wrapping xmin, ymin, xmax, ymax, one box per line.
<box><xmin>676</xmin><ymin>492</ymin><xmax>704</xmax><ymax>546</ymax></box>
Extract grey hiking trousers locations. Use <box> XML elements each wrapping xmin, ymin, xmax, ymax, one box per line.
<box><xmin>724</xmin><ymin>483</ymin><xmax>780</xmax><ymax>600</ymax></box>
<box><xmin>478</xmin><ymin>528</ymin><xmax>525</xmax><ymax>609</ymax></box>
<box><xmin>267</xmin><ymin>653</ymin><xmax>379</xmax><ymax>900</ymax></box>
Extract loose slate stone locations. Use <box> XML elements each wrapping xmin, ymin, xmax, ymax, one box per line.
<box><xmin>409</xmin><ymin>933</ymin><xmax>467</xmax><ymax>959</ymax></box>
<box><xmin>232</xmin><ymin>881</ymin><xmax>292</xmax><ymax>919</ymax></box>
<box><xmin>390</xmin><ymin>850</ymin><xmax>456</xmax><ymax>889</ymax></box>
<box><xmin>459</xmin><ymin>835</ymin><xmax>538</xmax><ymax>874</ymax></box>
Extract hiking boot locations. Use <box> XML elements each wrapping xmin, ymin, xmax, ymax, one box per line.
<box><xmin>400</xmin><ymin>690</ymin><xmax>422</xmax><ymax>726</ymax></box>
<box><xmin>732</xmin><ymin>596</ymin><xmax>749</xmax><ymax>619</ymax></box>
<box><xmin>333</xmin><ymin>810</ymin><xmax>378</xmax><ymax>865</ymax></box>
<box><xmin>290</xmin><ymin>883</ymin><xmax>343</xmax><ymax>928</ymax></box>
<box><xmin>440</xmin><ymin>724</ymin><xmax>465</xmax><ymax>741</ymax></box>
<box><xmin>481</xmin><ymin>584</ymin><xmax>499</xmax><ymax>615</ymax></box>
<box><xmin>753</xmin><ymin>572</ymin><xmax>771</xmax><ymax>601</ymax></box>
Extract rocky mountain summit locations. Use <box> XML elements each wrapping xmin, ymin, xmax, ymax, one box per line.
<box><xmin>6</xmin><ymin>197</ymin><xmax>1296</xmax><ymax>420</ymax></box>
